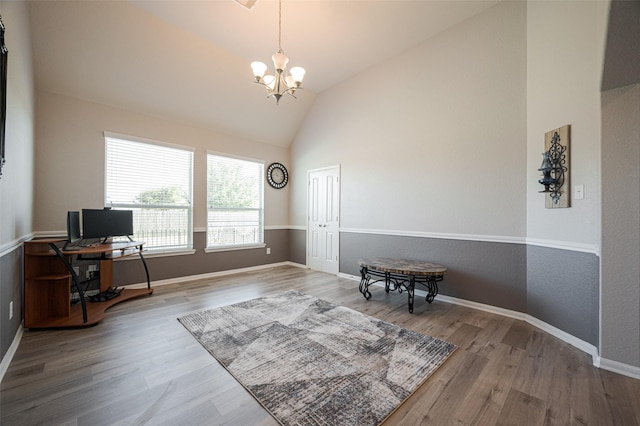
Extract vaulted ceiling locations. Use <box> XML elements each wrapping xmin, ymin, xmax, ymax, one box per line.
<box><xmin>29</xmin><ymin>0</ymin><xmax>499</xmax><ymax>147</ymax></box>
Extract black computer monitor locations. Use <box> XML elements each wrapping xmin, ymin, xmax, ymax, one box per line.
<box><xmin>82</xmin><ymin>208</ymin><xmax>134</xmax><ymax>243</ymax></box>
<box><xmin>65</xmin><ymin>211</ymin><xmax>81</xmax><ymax>246</ymax></box>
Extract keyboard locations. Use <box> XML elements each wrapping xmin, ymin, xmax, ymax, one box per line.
<box><xmin>64</xmin><ymin>240</ymin><xmax>95</xmax><ymax>251</ymax></box>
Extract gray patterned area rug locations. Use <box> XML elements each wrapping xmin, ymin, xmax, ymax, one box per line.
<box><xmin>178</xmin><ymin>290</ymin><xmax>456</xmax><ymax>426</ymax></box>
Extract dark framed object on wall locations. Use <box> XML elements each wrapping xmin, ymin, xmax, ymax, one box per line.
<box><xmin>266</xmin><ymin>162</ymin><xmax>288</xmax><ymax>189</ymax></box>
<box><xmin>0</xmin><ymin>15</ymin><xmax>7</xmax><ymax>178</ymax></box>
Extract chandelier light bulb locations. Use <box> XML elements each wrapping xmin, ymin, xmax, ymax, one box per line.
<box><xmin>285</xmin><ymin>75</ymin><xmax>295</xmax><ymax>88</ymax></box>
<box><xmin>272</xmin><ymin>51</ymin><xmax>289</xmax><ymax>71</ymax></box>
<box><xmin>263</xmin><ymin>75</ymin><xmax>276</xmax><ymax>90</ymax></box>
<box><xmin>251</xmin><ymin>61</ymin><xmax>267</xmax><ymax>80</ymax></box>
<box><xmin>289</xmin><ymin>66</ymin><xmax>305</xmax><ymax>85</ymax></box>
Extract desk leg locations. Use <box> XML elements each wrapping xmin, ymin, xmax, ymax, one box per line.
<box><xmin>128</xmin><ymin>239</ymin><xmax>151</xmax><ymax>290</ymax></box>
<box><xmin>408</xmin><ymin>274</ymin><xmax>415</xmax><ymax>314</ymax></box>
<box><xmin>138</xmin><ymin>251</ymin><xmax>151</xmax><ymax>290</ymax></box>
<box><xmin>49</xmin><ymin>243</ymin><xmax>88</xmax><ymax>323</ymax></box>
<box><xmin>359</xmin><ymin>266</ymin><xmax>371</xmax><ymax>300</ymax></box>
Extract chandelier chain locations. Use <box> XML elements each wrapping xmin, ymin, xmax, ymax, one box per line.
<box><xmin>278</xmin><ymin>0</ymin><xmax>283</xmax><ymax>52</ymax></box>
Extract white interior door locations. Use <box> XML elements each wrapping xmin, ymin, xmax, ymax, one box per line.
<box><xmin>307</xmin><ymin>166</ymin><xmax>340</xmax><ymax>274</ymax></box>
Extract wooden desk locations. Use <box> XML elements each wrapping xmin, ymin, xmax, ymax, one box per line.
<box><xmin>358</xmin><ymin>257</ymin><xmax>446</xmax><ymax>313</ymax></box>
<box><xmin>24</xmin><ymin>239</ymin><xmax>153</xmax><ymax>328</ymax></box>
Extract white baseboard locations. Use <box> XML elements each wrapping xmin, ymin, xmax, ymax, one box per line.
<box><xmin>126</xmin><ymin>261</ymin><xmax>308</xmax><ymax>289</ymax></box>
<box><xmin>596</xmin><ymin>356</ymin><xmax>640</xmax><ymax>380</ymax></box>
<box><xmin>524</xmin><ymin>315</ymin><xmax>599</xmax><ymax>362</ymax></box>
<box><xmin>0</xmin><ymin>322</ymin><xmax>24</xmax><ymax>383</ymax></box>
<box><xmin>435</xmin><ymin>294</ymin><xmax>527</xmax><ymax>321</ymax></box>
<box><xmin>7</xmin><ymin>267</ymin><xmax>637</xmax><ymax>382</ymax></box>
<box><xmin>339</xmin><ymin>273</ymin><xmax>609</xmax><ymax>375</ymax></box>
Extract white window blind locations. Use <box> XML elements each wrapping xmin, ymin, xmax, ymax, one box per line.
<box><xmin>105</xmin><ymin>134</ymin><xmax>194</xmax><ymax>251</ymax></box>
<box><xmin>207</xmin><ymin>153</ymin><xmax>264</xmax><ymax>248</ymax></box>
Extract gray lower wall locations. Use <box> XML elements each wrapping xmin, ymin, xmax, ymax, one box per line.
<box><xmin>114</xmin><ymin>229</ymin><xmax>291</xmax><ymax>285</ymax></box>
<box><xmin>340</xmin><ymin>232</ymin><xmax>527</xmax><ymax>312</ymax></box>
<box><xmin>3</xmin><ymin>228</ymin><xmax>601</xmax><ymax>363</ymax></box>
<box><xmin>1</xmin><ymin>246</ymin><xmax>23</xmax><ymax>361</ymax></box>
<box><xmin>527</xmin><ymin>245</ymin><xmax>599</xmax><ymax>346</ymax></box>
<box><xmin>288</xmin><ymin>229</ymin><xmax>307</xmax><ymax>265</ymax></box>
<box><xmin>340</xmin><ymin>231</ymin><xmax>599</xmax><ymax>347</ymax></box>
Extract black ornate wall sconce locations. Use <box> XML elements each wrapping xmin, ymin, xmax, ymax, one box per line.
<box><xmin>538</xmin><ymin>125</ymin><xmax>570</xmax><ymax>208</ymax></box>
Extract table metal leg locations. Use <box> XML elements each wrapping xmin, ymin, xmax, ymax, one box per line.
<box><xmin>358</xmin><ymin>262</ymin><xmax>443</xmax><ymax>313</ymax></box>
<box><xmin>359</xmin><ymin>266</ymin><xmax>371</xmax><ymax>300</ymax></box>
<box><xmin>408</xmin><ymin>274</ymin><xmax>415</xmax><ymax>314</ymax></box>
<box><xmin>425</xmin><ymin>277</ymin><xmax>439</xmax><ymax>303</ymax></box>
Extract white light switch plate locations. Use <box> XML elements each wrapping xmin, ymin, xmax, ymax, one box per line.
<box><xmin>574</xmin><ymin>184</ymin><xmax>584</xmax><ymax>200</ymax></box>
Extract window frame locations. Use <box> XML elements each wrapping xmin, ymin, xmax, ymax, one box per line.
<box><xmin>205</xmin><ymin>151</ymin><xmax>265</xmax><ymax>252</ymax></box>
<box><xmin>104</xmin><ymin>131</ymin><xmax>195</xmax><ymax>254</ymax></box>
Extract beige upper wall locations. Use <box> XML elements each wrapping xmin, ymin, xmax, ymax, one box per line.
<box><xmin>0</xmin><ymin>0</ymin><xmax>35</xmax><ymax>249</ymax></box>
<box><xmin>28</xmin><ymin>0</ymin><xmax>315</xmax><ymax>149</ymax></box>
<box><xmin>526</xmin><ymin>0</ymin><xmax>607</xmax><ymax>251</ymax></box>
<box><xmin>291</xmin><ymin>1</ymin><xmax>527</xmax><ymax>239</ymax></box>
<box><xmin>30</xmin><ymin>0</ymin><xmax>607</xmax><ymax>250</ymax></box>
<box><xmin>291</xmin><ymin>0</ymin><xmax>606</xmax><ymax>251</ymax></box>
<box><xmin>34</xmin><ymin>91</ymin><xmax>290</xmax><ymax>233</ymax></box>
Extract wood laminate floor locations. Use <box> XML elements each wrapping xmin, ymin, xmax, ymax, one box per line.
<box><xmin>1</xmin><ymin>266</ymin><xmax>639</xmax><ymax>425</ymax></box>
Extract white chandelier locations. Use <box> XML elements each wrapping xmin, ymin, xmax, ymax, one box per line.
<box><xmin>250</xmin><ymin>0</ymin><xmax>305</xmax><ymax>104</ymax></box>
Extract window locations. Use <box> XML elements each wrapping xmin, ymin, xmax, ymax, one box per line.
<box><xmin>207</xmin><ymin>153</ymin><xmax>264</xmax><ymax>249</ymax></box>
<box><xmin>105</xmin><ymin>132</ymin><xmax>194</xmax><ymax>252</ymax></box>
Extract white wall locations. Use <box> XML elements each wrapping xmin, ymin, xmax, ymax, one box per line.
<box><xmin>34</xmin><ymin>91</ymin><xmax>290</xmax><ymax>233</ymax></box>
<box><xmin>291</xmin><ymin>1</ymin><xmax>526</xmax><ymax>240</ymax></box>
<box><xmin>525</xmin><ymin>0</ymin><xmax>608</xmax><ymax>250</ymax></box>
<box><xmin>0</xmin><ymin>0</ymin><xmax>34</xmax><ymax>248</ymax></box>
